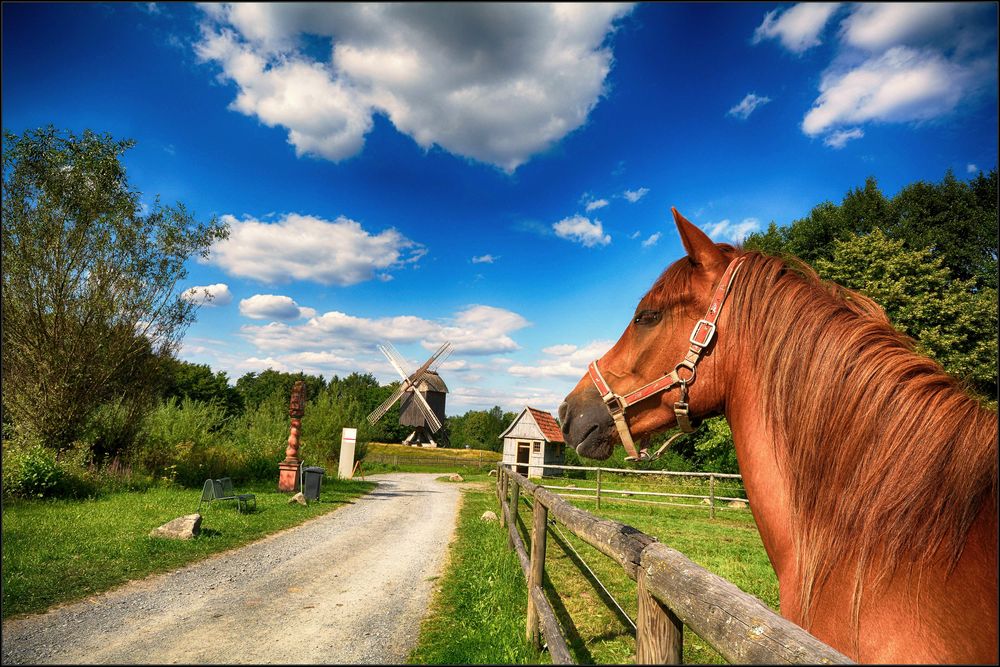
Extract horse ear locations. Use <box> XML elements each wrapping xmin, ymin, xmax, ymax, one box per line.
<box><xmin>671</xmin><ymin>207</ymin><xmax>725</xmax><ymax>269</ymax></box>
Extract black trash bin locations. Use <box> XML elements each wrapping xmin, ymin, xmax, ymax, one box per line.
<box><xmin>302</xmin><ymin>466</ymin><xmax>325</xmax><ymax>501</ymax></box>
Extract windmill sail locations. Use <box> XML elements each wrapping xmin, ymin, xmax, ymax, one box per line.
<box><xmin>365</xmin><ymin>341</ymin><xmax>452</xmax><ymax>433</ymax></box>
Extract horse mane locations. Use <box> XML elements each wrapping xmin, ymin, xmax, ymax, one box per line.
<box><xmin>650</xmin><ymin>248</ymin><xmax>998</xmax><ymax>630</ymax></box>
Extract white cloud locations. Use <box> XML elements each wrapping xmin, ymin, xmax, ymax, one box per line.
<box><xmin>585</xmin><ymin>198</ymin><xmax>609</xmax><ymax>212</ymax></box>
<box><xmin>240</xmin><ymin>304</ymin><xmax>529</xmax><ymax>357</ymax></box>
<box><xmin>239</xmin><ymin>294</ymin><xmax>314</xmax><ymax>320</ymax></box>
<box><xmin>802</xmin><ymin>47</ymin><xmax>972</xmax><ymax>136</ymax></box>
<box><xmin>641</xmin><ymin>232</ymin><xmax>661</xmax><ymax>248</ymax></box>
<box><xmin>727</xmin><ymin>92</ymin><xmax>772</xmax><ymax>119</ymax></box>
<box><xmin>706</xmin><ymin>218</ymin><xmax>761</xmax><ymax>243</ymax></box>
<box><xmin>823</xmin><ymin>127</ymin><xmax>864</xmax><ymax>149</ymax></box>
<box><xmin>623</xmin><ymin>187</ymin><xmax>649</xmax><ymax>203</ymax></box>
<box><xmin>196</xmin><ymin>4</ymin><xmax>634</xmax><ymax>172</ymax></box>
<box><xmin>553</xmin><ymin>215</ymin><xmax>611</xmax><ymax>248</ymax></box>
<box><xmin>967</xmin><ymin>163</ymin><xmax>979</xmax><ymax>174</ymax></box>
<box><xmin>508</xmin><ymin>340</ymin><xmax>613</xmax><ymax>380</ymax></box>
<box><xmin>839</xmin><ymin>3</ymin><xmax>989</xmax><ymax>53</ymax></box>
<box><xmin>180</xmin><ymin>283</ymin><xmax>233</xmax><ymax>307</ymax></box>
<box><xmin>472</xmin><ymin>254</ymin><xmax>498</xmax><ymax>264</ymax></box>
<box><xmin>207</xmin><ymin>213</ymin><xmax>425</xmax><ymax>285</ymax></box>
<box><xmin>628</xmin><ymin>230</ymin><xmax>641</xmax><ymax>240</ymax></box>
<box><xmin>753</xmin><ymin>3</ymin><xmax>841</xmax><ymax>53</ymax></box>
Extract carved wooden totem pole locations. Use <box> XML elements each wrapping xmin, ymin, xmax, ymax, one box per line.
<box><xmin>278</xmin><ymin>380</ymin><xmax>307</xmax><ymax>492</ymax></box>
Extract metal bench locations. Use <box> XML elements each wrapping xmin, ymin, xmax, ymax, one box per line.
<box><xmin>197</xmin><ymin>477</ymin><xmax>257</xmax><ymax>513</ymax></box>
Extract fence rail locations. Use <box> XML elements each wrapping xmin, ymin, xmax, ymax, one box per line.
<box><xmin>496</xmin><ymin>463</ymin><xmax>853</xmax><ymax>665</ymax></box>
<box><xmin>366</xmin><ymin>453</ymin><xmax>499</xmax><ymax>469</ymax></box>
<box><xmin>519</xmin><ymin>462</ymin><xmax>747</xmax><ymax>518</ymax></box>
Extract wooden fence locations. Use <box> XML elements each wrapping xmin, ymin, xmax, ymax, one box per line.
<box><xmin>528</xmin><ymin>462</ymin><xmax>747</xmax><ymax>518</ymax></box>
<box><xmin>366</xmin><ymin>452</ymin><xmax>497</xmax><ymax>469</ymax></box>
<box><xmin>496</xmin><ymin>463</ymin><xmax>853</xmax><ymax>665</ymax></box>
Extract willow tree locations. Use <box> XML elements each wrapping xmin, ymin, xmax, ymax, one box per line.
<box><xmin>1</xmin><ymin>126</ymin><xmax>229</xmax><ymax>452</ymax></box>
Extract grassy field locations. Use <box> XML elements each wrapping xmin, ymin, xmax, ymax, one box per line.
<box><xmin>412</xmin><ymin>478</ymin><xmax>777</xmax><ymax>664</ymax></box>
<box><xmin>408</xmin><ymin>482</ymin><xmax>547</xmax><ymax>665</ymax></box>
<box><xmin>364</xmin><ymin>442</ymin><xmax>501</xmax><ymax>474</ymax></box>
<box><xmin>1</xmin><ymin>477</ymin><xmax>374</xmax><ymax>620</ymax></box>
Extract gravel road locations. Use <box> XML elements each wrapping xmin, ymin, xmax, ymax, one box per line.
<box><xmin>1</xmin><ymin>473</ymin><xmax>462</xmax><ymax>664</ymax></box>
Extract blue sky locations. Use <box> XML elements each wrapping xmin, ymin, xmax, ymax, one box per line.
<box><xmin>4</xmin><ymin>3</ymin><xmax>997</xmax><ymax>416</ymax></box>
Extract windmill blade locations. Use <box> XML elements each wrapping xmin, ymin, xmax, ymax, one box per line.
<box><xmin>379</xmin><ymin>344</ymin><xmax>411</xmax><ymax>382</ymax></box>
<box><xmin>411</xmin><ymin>387</ymin><xmax>443</xmax><ymax>433</ymax></box>
<box><xmin>381</xmin><ymin>342</ymin><xmax>413</xmax><ymax>378</ymax></box>
<box><xmin>366</xmin><ymin>382</ymin><xmax>407</xmax><ymax>425</ymax></box>
<box><xmin>428</xmin><ymin>342</ymin><xmax>453</xmax><ymax>373</ymax></box>
<box><xmin>388</xmin><ymin>341</ymin><xmax>449</xmax><ymax>388</ymax></box>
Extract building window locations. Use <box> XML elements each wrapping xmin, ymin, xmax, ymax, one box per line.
<box><xmin>533</xmin><ymin>442</ymin><xmax>541</xmax><ymax>454</ymax></box>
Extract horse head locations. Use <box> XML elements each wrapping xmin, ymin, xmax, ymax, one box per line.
<box><xmin>560</xmin><ymin>208</ymin><xmax>740</xmax><ymax>461</ymax></box>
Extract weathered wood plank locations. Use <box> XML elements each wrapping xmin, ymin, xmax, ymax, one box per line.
<box><xmin>504</xmin><ymin>499</ymin><xmax>531</xmax><ymax>575</ymax></box>
<box><xmin>640</xmin><ymin>543</ymin><xmax>854</xmax><ymax>664</ymax></box>
<box><xmin>526</xmin><ymin>498</ymin><xmax>548</xmax><ymax>648</ymax></box>
<box><xmin>637</xmin><ymin>564</ymin><xmax>683</xmax><ymax>664</ymax></box>
<box><xmin>530</xmin><ymin>585</ymin><xmax>574</xmax><ymax>664</ymax></box>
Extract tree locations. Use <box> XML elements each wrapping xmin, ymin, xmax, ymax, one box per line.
<box><xmin>235</xmin><ymin>369</ymin><xmax>326</xmax><ymax>413</ymax></box>
<box><xmin>815</xmin><ymin>230</ymin><xmax>997</xmax><ymax>402</ymax></box>
<box><xmin>1</xmin><ymin>126</ymin><xmax>229</xmax><ymax>452</ymax></box>
<box><xmin>160</xmin><ymin>357</ymin><xmax>243</xmax><ymax>418</ymax></box>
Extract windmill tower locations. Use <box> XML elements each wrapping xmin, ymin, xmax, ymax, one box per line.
<box><xmin>367</xmin><ymin>342</ymin><xmax>452</xmax><ymax>447</ymax></box>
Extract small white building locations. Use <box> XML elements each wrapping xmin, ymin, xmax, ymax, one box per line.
<box><xmin>499</xmin><ymin>406</ymin><xmax>566</xmax><ymax>479</ymax></box>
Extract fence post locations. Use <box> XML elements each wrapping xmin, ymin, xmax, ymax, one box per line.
<box><xmin>709</xmin><ymin>474</ymin><xmax>716</xmax><ymax>520</ymax></box>
<box><xmin>500</xmin><ymin>468</ymin><xmax>508</xmax><ymax>527</ymax></box>
<box><xmin>525</xmin><ymin>495</ymin><xmax>549</xmax><ymax>649</ymax></box>
<box><xmin>479</xmin><ymin>451</ymin><xmax>483</xmax><ymax>469</ymax></box>
<box><xmin>393</xmin><ymin>455</ymin><xmax>399</xmax><ymax>468</ymax></box>
<box><xmin>637</xmin><ymin>564</ymin><xmax>683</xmax><ymax>664</ymax></box>
<box><xmin>596</xmin><ymin>468</ymin><xmax>602</xmax><ymax>510</ymax></box>
<box><xmin>508</xmin><ymin>482</ymin><xmax>520</xmax><ymax>549</ymax></box>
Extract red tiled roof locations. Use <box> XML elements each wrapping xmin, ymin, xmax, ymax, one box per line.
<box><xmin>527</xmin><ymin>407</ymin><xmax>565</xmax><ymax>443</ymax></box>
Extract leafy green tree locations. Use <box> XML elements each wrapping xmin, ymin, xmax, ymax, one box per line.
<box><xmin>235</xmin><ymin>369</ymin><xmax>326</xmax><ymax>412</ymax></box>
<box><xmin>448</xmin><ymin>406</ymin><xmax>516</xmax><ymax>451</ymax></box>
<box><xmin>815</xmin><ymin>229</ymin><xmax>997</xmax><ymax>402</ymax></box>
<box><xmin>1</xmin><ymin>126</ymin><xmax>228</xmax><ymax>452</ymax></box>
<box><xmin>160</xmin><ymin>357</ymin><xmax>243</xmax><ymax>417</ymax></box>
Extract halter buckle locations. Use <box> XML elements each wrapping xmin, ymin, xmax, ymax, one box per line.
<box><xmin>690</xmin><ymin>319</ymin><xmax>717</xmax><ymax>347</ymax></box>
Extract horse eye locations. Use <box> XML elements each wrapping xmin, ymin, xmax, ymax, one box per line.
<box><xmin>633</xmin><ymin>310</ymin><xmax>662</xmax><ymax>326</ymax></box>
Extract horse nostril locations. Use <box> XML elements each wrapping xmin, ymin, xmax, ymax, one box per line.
<box><xmin>558</xmin><ymin>401</ymin><xmax>570</xmax><ymax>428</ymax></box>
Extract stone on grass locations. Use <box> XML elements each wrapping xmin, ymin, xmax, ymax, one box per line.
<box><xmin>700</xmin><ymin>498</ymin><xmax>712</xmax><ymax>505</ymax></box>
<box><xmin>150</xmin><ymin>513</ymin><xmax>201</xmax><ymax>540</ymax></box>
<box><xmin>488</xmin><ymin>469</ymin><xmax>497</xmax><ymax>477</ymax></box>
<box><xmin>727</xmin><ymin>499</ymin><xmax>748</xmax><ymax>508</ymax></box>
<box><xmin>448</xmin><ymin>474</ymin><xmax>464</xmax><ymax>482</ymax></box>
<box><xmin>481</xmin><ymin>511</ymin><xmax>498</xmax><ymax>522</ymax></box>
<box><xmin>289</xmin><ymin>492</ymin><xmax>307</xmax><ymax>506</ymax></box>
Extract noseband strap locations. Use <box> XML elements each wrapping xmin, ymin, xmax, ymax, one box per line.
<box><xmin>589</xmin><ymin>256</ymin><xmax>745</xmax><ymax>461</ymax></box>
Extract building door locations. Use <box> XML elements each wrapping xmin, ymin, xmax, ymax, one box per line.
<box><xmin>516</xmin><ymin>441</ymin><xmax>530</xmax><ymax>475</ymax></box>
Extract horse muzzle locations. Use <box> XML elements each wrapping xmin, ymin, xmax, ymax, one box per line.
<box><xmin>559</xmin><ymin>384</ymin><xmax>617</xmax><ymax>460</ymax></box>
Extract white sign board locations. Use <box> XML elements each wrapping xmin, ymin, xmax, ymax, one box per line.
<box><xmin>338</xmin><ymin>427</ymin><xmax>357</xmax><ymax>479</ymax></box>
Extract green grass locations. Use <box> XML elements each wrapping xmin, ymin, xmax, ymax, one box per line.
<box><xmin>408</xmin><ymin>486</ymin><xmax>546</xmax><ymax>665</ymax></box>
<box><xmin>414</xmin><ymin>479</ymin><xmax>776</xmax><ymax>664</ymax></box>
<box><xmin>364</xmin><ymin>442</ymin><xmax>501</xmax><ymax>475</ymax></box>
<box><xmin>1</xmin><ymin>477</ymin><xmax>374</xmax><ymax>620</ymax></box>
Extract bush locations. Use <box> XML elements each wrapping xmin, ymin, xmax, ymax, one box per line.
<box><xmin>1</xmin><ymin>439</ymin><xmax>105</xmax><ymax>499</ymax></box>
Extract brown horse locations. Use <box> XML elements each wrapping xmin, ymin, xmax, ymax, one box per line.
<box><xmin>559</xmin><ymin>209</ymin><xmax>998</xmax><ymax>663</ymax></box>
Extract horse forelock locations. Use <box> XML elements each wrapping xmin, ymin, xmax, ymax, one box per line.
<box><xmin>721</xmin><ymin>250</ymin><xmax>998</xmax><ymax>631</ymax></box>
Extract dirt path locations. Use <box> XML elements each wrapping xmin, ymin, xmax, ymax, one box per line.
<box><xmin>1</xmin><ymin>473</ymin><xmax>462</xmax><ymax>664</ymax></box>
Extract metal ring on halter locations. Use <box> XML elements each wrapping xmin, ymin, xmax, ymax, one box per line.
<box><xmin>673</xmin><ymin>361</ymin><xmax>696</xmax><ymax>385</ymax></box>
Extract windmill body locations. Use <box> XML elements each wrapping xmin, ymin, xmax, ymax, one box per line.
<box><xmin>367</xmin><ymin>342</ymin><xmax>451</xmax><ymax>447</ymax></box>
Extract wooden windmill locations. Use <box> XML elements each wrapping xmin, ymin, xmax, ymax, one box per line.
<box><xmin>367</xmin><ymin>341</ymin><xmax>452</xmax><ymax>447</ymax></box>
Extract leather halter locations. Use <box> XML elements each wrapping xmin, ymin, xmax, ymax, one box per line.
<box><xmin>588</xmin><ymin>256</ymin><xmax>745</xmax><ymax>461</ymax></box>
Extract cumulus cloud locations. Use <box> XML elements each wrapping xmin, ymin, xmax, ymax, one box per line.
<box><xmin>240</xmin><ymin>304</ymin><xmax>529</xmax><ymax>356</ymax></box>
<box><xmin>823</xmin><ymin>127</ymin><xmax>864</xmax><ymax>149</ymax></box>
<box><xmin>755</xmin><ymin>3</ymin><xmax>997</xmax><ymax>148</ymax></box>
<box><xmin>207</xmin><ymin>213</ymin><xmax>425</xmax><ymax>285</ymax></box>
<box><xmin>967</xmin><ymin>163</ymin><xmax>979</xmax><ymax>174</ymax></box>
<box><xmin>553</xmin><ymin>215</ymin><xmax>611</xmax><ymax>248</ymax></box>
<box><xmin>801</xmin><ymin>47</ymin><xmax>972</xmax><ymax>136</ymax></box>
<box><xmin>239</xmin><ymin>294</ymin><xmax>315</xmax><ymax>320</ymax></box>
<box><xmin>641</xmin><ymin>232</ymin><xmax>661</xmax><ymax>248</ymax></box>
<box><xmin>195</xmin><ymin>4</ymin><xmax>634</xmax><ymax>172</ymax></box>
<box><xmin>508</xmin><ymin>340</ymin><xmax>613</xmax><ymax>380</ymax></box>
<box><xmin>727</xmin><ymin>92</ymin><xmax>772</xmax><ymax>119</ymax></box>
<box><xmin>706</xmin><ymin>218</ymin><xmax>761</xmax><ymax>243</ymax></box>
<box><xmin>180</xmin><ymin>283</ymin><xmax>233</xmax><ymax>307</ymax></box>
<box><xmin>472</xmin><ymin>254</ymin><xmax>498</xmax><ymax>264</ymax></box>
<box><xmin>753</xmin><ymin>3</ymin><xmax>841</xmax><ymax>53</ymax></box>
<box><xmin>585</xmin><ymin>198</ymin><xmax>609</xmax><ymax>212</ymax></box>
<box><xmin>623</xmin><ymin>187</ymin><xmax>649</xmax><ymax>203</ymax></box>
